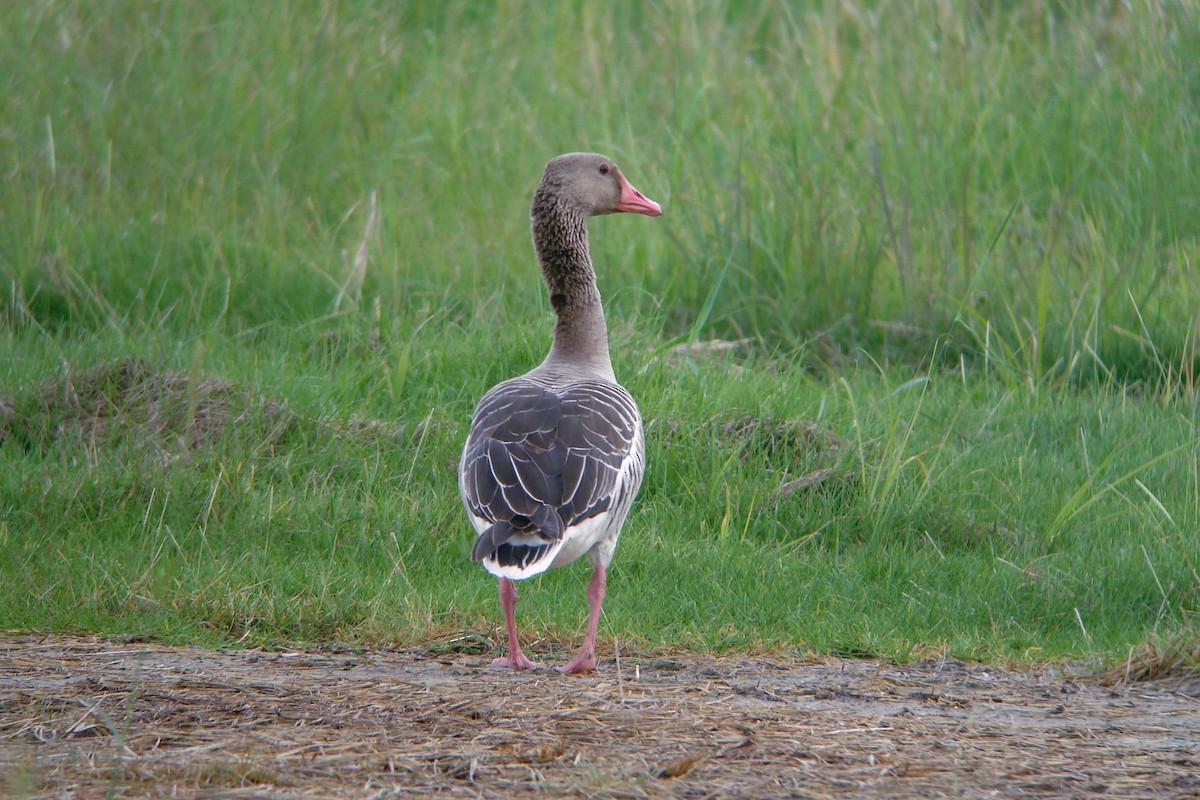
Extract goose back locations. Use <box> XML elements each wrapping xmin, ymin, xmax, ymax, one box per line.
<box><xmin>461</xmin><ymin>371</ymin><xmax>644</xmax><ymax>579</ymax></box>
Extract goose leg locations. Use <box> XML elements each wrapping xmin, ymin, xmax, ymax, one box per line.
<box><xmin>560</xmin><ymin>564</ymin><xmax>606</xmax><ymax>674</ymax></box>
<box><xmin>493</xmin><ymin>578</ymin><xmax>539</xmax><ymax>670</ymax></box>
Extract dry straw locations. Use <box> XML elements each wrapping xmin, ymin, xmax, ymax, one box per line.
<box><xmin>2</xmin><ymin>636</ymin><xmax>1197</xmax><ymax>798</ymax></box>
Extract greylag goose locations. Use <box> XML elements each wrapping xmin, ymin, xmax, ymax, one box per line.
<box><xmin>460</xmin><ymin>153</ymin><xmax>662</xmax><ymax>673</ymax></box>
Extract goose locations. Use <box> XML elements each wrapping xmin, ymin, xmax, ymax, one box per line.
<box><xmin>460</xmin><ymin>152</ymin><xmax>662</xmax><ymax>673</ymax></box>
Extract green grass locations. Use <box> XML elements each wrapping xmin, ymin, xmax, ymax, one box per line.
<box><xmin>2</xmin><ymin>1</ymin><xmax>1198</xmax><ymax>665</ymax></box>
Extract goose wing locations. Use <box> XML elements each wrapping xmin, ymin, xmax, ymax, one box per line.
<box><xmin>460</xmin><ymin>377</ymin><xmax>642</xmax><ymax>574</ymax></box>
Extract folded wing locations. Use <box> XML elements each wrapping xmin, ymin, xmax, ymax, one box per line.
<box><xmin>460</xmin><ymin>377</ymin><xmax>642</xmax><ymax>578</ymax></box>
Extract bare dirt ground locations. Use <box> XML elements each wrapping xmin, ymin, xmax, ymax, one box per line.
<box><xmin>1</xmin><ymin>636</ymin><xmax>1198</xmax><ymax>799</ymax></box>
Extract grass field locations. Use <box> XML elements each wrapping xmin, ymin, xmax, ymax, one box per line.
<box><xmin>2</xmin><ymin>1</ymin><xmax>1198</xmax><ymax>666</ymax></box>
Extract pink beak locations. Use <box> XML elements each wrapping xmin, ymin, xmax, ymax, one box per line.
<box><xmin>615</xmin><ymin>173</ymin><xmax>663</xmax><ymax>216</ymax></box>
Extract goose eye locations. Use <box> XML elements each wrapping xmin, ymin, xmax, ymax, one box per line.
<box><xmin>598</xmin><ymin>163</ymin><xmax>610</xmax><ymax>175</ymax></box>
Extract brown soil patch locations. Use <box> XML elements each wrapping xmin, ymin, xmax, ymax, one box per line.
<box><xmin>1</xmin><ymin>636</ymin><xmax>1198</xmax><ymax>799</ymax></box>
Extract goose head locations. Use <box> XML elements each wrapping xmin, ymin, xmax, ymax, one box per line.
<box><xmin>536</xmin><ymin>153</ymin><xmax>663</xmax><ymax>218</ymax></box>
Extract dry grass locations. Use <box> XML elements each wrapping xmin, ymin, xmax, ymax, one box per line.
<box><xmin>1103</xmin><ymin>635</ymin><xmax>1200</xmax><ymax>690</ymax></box>
<box><xmin>2</xmin><ymin>636</ymin><xmax>1198</xmax><ymax>799</ymax></box>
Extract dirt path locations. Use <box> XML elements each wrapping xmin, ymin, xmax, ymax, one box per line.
<box><xmin>1</xmin><ymin>636</ymin><xmax>1197</xmax><ymax>799</ymax></box>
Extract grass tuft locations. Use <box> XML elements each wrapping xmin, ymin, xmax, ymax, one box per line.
<box><xmin>1103</xmin><ymin>632</ymin><xmax>1200</xmax><ymax>687</ymax></box>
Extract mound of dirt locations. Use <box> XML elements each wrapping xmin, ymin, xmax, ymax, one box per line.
<box><xmin>1</xmin><ymin>357</ymin><xmax>399</xmax><ymax>465</ymax></box>
<box><xmin>0</xmin><ymin>392</ymin><xmax>14</xmax><ymax>443</ymax></box>
<box><xmin>2</xmin><ymin>357</ymin><xmax>292</xmax><ymax>458</ymax></box>
<box><xmin>2</xmin><ymin>636</ymin><xmax>1197</xmax><ymax>799</ymax></box>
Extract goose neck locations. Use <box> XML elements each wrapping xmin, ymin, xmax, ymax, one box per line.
<box><xmin>531</xmin><ymin>201</ymin><xmax>613</xmax><ymax>376</ymax></box>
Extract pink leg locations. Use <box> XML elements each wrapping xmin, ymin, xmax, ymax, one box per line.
<box><xmin>560</xmin><ymin>564</ymin><xmax>606</xmax><ymax>674</ymax></box>
<box><xmin>493</xmin><ymin>578</ymin><xmax>539</xmax><ymax>670</ymax></box>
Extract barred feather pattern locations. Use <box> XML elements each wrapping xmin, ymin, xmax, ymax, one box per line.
<box><xmin>460</xmin><ymin>373</ymin><xmax>644</xmax><ymax>580</ymax></box>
